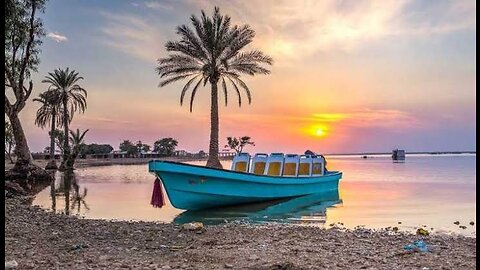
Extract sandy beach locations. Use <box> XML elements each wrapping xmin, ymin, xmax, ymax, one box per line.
<box><xmin>5</xmin><ymin>196</ymin><xmax>476</xmax><ymax>269</ymax></box>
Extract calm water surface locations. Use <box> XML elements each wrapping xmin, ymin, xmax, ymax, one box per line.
<box><xmin>33</xmin><ymin>154</ymin><xmax>476</xmax><ymax>236</ymax></box>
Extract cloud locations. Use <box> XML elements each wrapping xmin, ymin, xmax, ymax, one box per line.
<box><xmin>144</xmin><ymin>1</ymin><xmax>173</xmax><ymax>10</ymax></box>
<box><xmin>181</xmin><ymin>0</ymin><xmax>476</xmax><ymax>58</ymax></box>
<box><xmin>223</xmin><ymin>108</ymin><xmax>423</xmax><ymax>134</ymax></box>
<box><xmin>98</xmin><ymin>11</ymin><xmax>166</xmax><ymax>63</ymax></box>
<box><xmin>98</xmin><ymin>0</ymin><xmax>476</xmax><ymax>63</ymax></box>
<box><xmin>47</xmin><ymin>32</ymin><xmax>68</xmax><ymax>42</ymax></box>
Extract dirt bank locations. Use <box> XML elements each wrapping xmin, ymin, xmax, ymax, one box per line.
<box><xmin>5</xmin><ymin>197</ymin><xmax>476</xmax><ymax>269</ymax></box>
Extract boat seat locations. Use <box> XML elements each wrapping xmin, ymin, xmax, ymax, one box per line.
<box><xmin>312</xmin><ymin>155</ymin><xmax>325</xmax><ymax>176</ymax></box>
<box><xmin>250</xmin><ymin>153</ymin><xmax>268</xmax><ymax>175</ymax></box>
<box><xmin>283</xmin><ymin>154</ymin><xmax>299</xmax><ymax>176</ymax></box>
<box><xmin>231</xmin><ymin>152</ymin><xmax>250</xmax><ymax>173</ymax></box>
<box><xmin>266</xmin><ymin>153</ymin><xmax>284</xmax><ymax>176</ymax></box>
<box><xmin>298</xmin><ymin>155</ymin><xmax>313</xmax><ymax>176</ymax></box>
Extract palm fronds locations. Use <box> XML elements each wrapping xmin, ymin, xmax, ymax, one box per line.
<box><xmin>156</xmin><ymin>6</ymin><xmax>272</xmax><ymax>110</ymax></box>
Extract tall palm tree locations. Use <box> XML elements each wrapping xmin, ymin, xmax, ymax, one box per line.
<box><xmin>42</xmin><ymin>68</ymin><xmax>87</xmax><ymax>170</ymax></box>
<box><xmin>156</xmin><ymin>7</ymin><xmax>273</xmax><ymax>168</ymax></box>
<box><xmin>33</xmin><ymin>89</ymin><xmax>66</xmax><ymax>169</ymax></box>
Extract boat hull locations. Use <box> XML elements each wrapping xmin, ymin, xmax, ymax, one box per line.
<box><xmin>149</xmin><ymin>160</ymin><xmax>342</xmax><ymax>210</ymax></box>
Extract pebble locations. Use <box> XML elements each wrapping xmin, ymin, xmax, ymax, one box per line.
<box><xmin>454</xmin><ymin>221</ymin><xmax>460</xmax><ymax>225</ymax></box>
<box><xmin>416</xmin><ymin>228</ymin><xmax>430</xmax><ymax>236</ymax></box>
<box><xmin>182</xmin><ymin>222</ymin><xmax>204</xmax><ymax>231</ymax></box>
<box><xmin>249</xmin><ymin>255</ymin><xmax>259</xmax><ymax>261</ymax></box>
<box><xmin>469</xmin><ymin>222</ymin><xmax>474</xmax><ymax>226</ymax></box>
<box><xmin>5</xmin><ymin>260</ymin><xmax>18</xmax><ymax>269</ymax></box>
<box><xmin>99</xmin><ymin>255</ymin><xmax>108</xmax><ymax>261</ymax></box>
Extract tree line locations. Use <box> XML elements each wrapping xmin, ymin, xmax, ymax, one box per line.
<box><xmin>39</xmin><ymin>137</ymin><xmax>179</xmax><ymax>158</ymax></box>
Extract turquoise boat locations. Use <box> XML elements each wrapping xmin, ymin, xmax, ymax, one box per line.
<box><xmin>148</xmin><ymin>159</ymin><xmax>342</xmax><ymax>210</ymax></box>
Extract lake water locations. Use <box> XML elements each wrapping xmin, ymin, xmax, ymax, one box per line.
<box><xmin>33</xmin><ymin>154</ymin><xmax>476</xmax><ymax>236</ymax></box>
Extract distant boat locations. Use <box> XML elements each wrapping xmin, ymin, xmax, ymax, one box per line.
<box><xmin>392</xmin><ymin>149</ymin><xmax>406</xmax><ymax>160</ymax></box>
<box><xmin>148</xmin><ymin>153</ymin><xmax>342</xmax><ymax>210</ymax></box>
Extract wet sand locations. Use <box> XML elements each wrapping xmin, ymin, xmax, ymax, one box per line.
<box><xmin>5</xmin><ymin>196</ymin><xmax>476</xmax><ymax>269</ymax></box>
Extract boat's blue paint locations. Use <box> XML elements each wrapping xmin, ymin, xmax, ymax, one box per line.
<box><xmin>149</xmin><ymin>160</ymin><xmax>342</xmax><ymax>210</ymax></box>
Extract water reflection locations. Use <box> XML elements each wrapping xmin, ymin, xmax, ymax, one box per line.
<box><xmin>47</xmin><ymin>170</ymin><xmax>89</xmax><ymax>215</ymax></box>
<box><xmin>174</xmin><ymin>189</ymin><xmax>342</xmax><ymax>225</ymax></box>
<box><xmin>32</xmin><ymin>156</ymin><xmax>476</xmax><ymax>236</ymax></box>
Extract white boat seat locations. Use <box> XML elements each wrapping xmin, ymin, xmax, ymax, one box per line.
<box><xmin>283</xmin><ymin>154</ymin><xmax>299</xmax><ymax>176</ymax></box>
<box><xmin>250</xmin><ymin>153</ymin><xmax>268</xmax><ymax>175</ymax></box>
<box><xmin>231</xmin><ymin>152</ymin><xmax>250</xmax><ymax>173</ymax></box>
<box><xmin>266</xmin><ymin>153</ymin><xmax>284</xmax><ymax>176</ymax></box>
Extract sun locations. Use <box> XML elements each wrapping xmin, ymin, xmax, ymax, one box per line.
<box><xmin>315</xmin><ymin>128</ymin><xmax>326</xmax><ymax>137</ymax></box>
<box><xmin>303</xmin><ymin>124</ymin><xmax>329</xmax><ymax>138</ymax></box>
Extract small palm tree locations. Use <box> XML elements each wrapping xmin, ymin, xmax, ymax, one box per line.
<box><xmin>42</xmin><ymin>68</ymin><xmax>87</xmax><ymax>170</ymax></box>
<box><xmin>156</xmin><ymin>7</ymin><xmax>272</xmax><ymax>168</ymax></box>
<box><xmin>33</xmin><ymin>89</ymin><xmax>66</xmax><ymax>169</ymax></box>
<box><xmin>65</xmin><ymin>128</ymin><xmax>89</xmax><ymax>168</ymax></box>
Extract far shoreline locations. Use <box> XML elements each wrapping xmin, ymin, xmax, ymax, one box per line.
<box><xmin>4</xmin><ymin>156</ymin><xmax>233</xmax><ymax>171</ymax></box>
<box><xmin>5</xmin><ymin>151</ymin><xmax>476</xmax><ymax>171</ymax></box>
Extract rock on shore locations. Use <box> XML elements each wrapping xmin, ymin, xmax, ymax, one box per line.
<box><xmin>5</xmin><ymin>197</ymin><xmax>476</xmax><ymax>269</ymax></box>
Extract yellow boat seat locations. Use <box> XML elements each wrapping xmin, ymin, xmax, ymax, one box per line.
<box><xmin>283</xmin><ymin>154</ymin><xmax>299</xmax><ymax>176</ymax></box>
<box><xmin>298</xmin><ymin>154</ymin><xmax>313</xmax><ymax>176</ymax></box>
<box><xmin>266</xmin><ymin>153</ymin><xmax>284</xmax><ymax>176</ymax></box>
<box><xmin>250</xmin><ymin>153</ymin><xmax>268</xmax><ymax>175</ymax></box>
<box><xmin>231</xmin><ymin>153</ymin><xmax>250</xmax><ymax>173</ymax></box>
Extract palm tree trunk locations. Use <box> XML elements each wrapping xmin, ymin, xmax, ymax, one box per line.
<box><xmin>60</xmin><ymin>95</ymin><xmax>70</xmax><ymax>170</ymax></box>
<box><xmin>206</xmin><ymin>82</ymin><xmax>223</xmax><ymax>169</ymax></box>
<box><xmin>45</xmin><ymin>113</ymin><xmax>58</xmax><ymax>170</ymax></box>
<box><xmin>8</xmin><ymin>112</ymin><xmax>33</xmax><ymax>170</ymax></box>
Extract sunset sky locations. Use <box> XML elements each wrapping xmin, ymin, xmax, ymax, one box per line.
<box><xmin>21</xmin><ymin>0</ymin><xmax>476</xmax><ymax>154</ymax></box>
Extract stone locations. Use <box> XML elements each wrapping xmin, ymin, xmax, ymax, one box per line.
<box><xmin>5</xmin><ymin>260</ymin><xmax>18</xmax><ymax>269</ymax></box>
<box><xmin>182</xmin><ymin>222</ymin><xmax>204</xmax><ymax>231</ymax></box>
<box><xmin>454</xmin><ymin>221</ymin><xmax>460</xmax><ymax>225</ymax></box>
<box><xmin>99</xmin><ymin>255</ymin><xmax>108</xmax><ymax>261</ymax></box>
<box><xmin>416</xmin><ymin>228</ymin><xmax>429</xmax><ymax>236</ymax></box>
<box><xmin>469</xmin><ymin>221</ymin><xmax>474</xmax><ymax>226</ymax></box>
<box><xmin>249</xmin><ymin>255</ymin><xmax>259</xmax><ymax>261</ymax></box>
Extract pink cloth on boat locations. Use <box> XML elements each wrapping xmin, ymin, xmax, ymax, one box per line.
<box><xmin>151</xmin><ymin>178</ymin><xmax>165</xmax><ymax>208</ymax></box>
